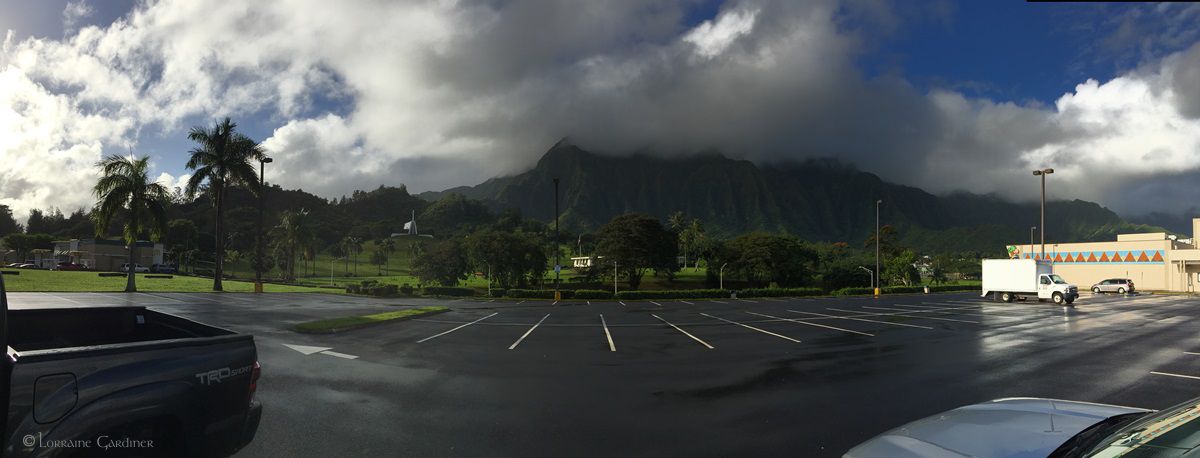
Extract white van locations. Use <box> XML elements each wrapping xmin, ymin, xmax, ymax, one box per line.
<box><xmin>981</xmin><ymin>259</ymin><xmax>1079</xmax><ymax>305</ymax></box>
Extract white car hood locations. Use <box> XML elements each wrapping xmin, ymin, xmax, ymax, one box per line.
<box><xmin>845</xmin><ymin>398</ymin><xmax>1149</xmax><ymax>458</ymax></box>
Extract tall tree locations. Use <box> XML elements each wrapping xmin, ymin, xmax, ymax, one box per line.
<box><xmin>0</xmin><ymin>205</ymin><xmax>21</xmax><ymax>236</ymax></box>
<box><xmin>594</xmin><ymin>213</ymin><xmax>677</xmax><ymax>290</ymax></box>
<box><xmin>412</xmin><ymin>239</ymin><xmax>469</xmax><ymax>287</ymax></box>
<box><xmin>91</xmin><ymin>155</ymin><xmax>170</xmax><ymax>292</ymax></box>
<box><xmin>378</xmin><ymin>237</ymin><xmax>396</xmax><ymax>274</ymax></box>
<box><xmin>185</xmin><ymin>117</ymin><xmax>265</xmax><ymax>291</ymax></box>
<box><xmin>273</xmin><ymin>209</ymin><xmax>314</xmax><ymax>281</ymax></box>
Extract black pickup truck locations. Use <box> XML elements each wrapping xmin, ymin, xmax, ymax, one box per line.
<box><xmin>0</xmin><ymin>272</ymin><xmax>262</xmax><ymax>457</ymax></box>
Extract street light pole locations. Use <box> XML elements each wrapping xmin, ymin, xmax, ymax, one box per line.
<box><xmin>553</xmin><ymin>177</ymin><xmax>560</xmax><ymax>301</ymax></box>
<box><xmin>719</xmin><ymin>262</ymin><xmax>728</xmax><ymax>290</ymax></box>
<box><xmin>875</xmin><ymin>199</ymin><xmax>882</xmax><ymax>297</ymax></box>
<box><xmin>858</xmin><ymin>266</ymin><xmax>873</xmax><ymax>290</ymax></box>
<box><xmin>1030</xmin><ymin>226</ymin><xmax>1036</xmax><ymax>255</ymax></box>
<box><xmin>1032</xmin><ymin>168</ymin><xmax>1054</xmax><ymax>259</ymax></box>
<box><xmin>255</xmin><ymin>157</ymin><xmax>272</xmax><ymax>293</ymax></box>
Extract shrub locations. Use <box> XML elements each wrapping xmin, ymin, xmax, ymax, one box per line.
<box><xmin>423</xmin><ymin>286</ymin><xmax>475</xmax><ymax>297</ymax></box>
<box><xmin>346</xmin><ymin>283</ymin><xmax>398</xmax><ymax>297</ymax></box>
<box><xmin>737</xmin><ymin>287</ymin><xmax>824</xmax><ymax>298</ymax></box>
<box><xmin>573</xmin><ymin>290</ymin><xmax>613</xmax><ymax>300</ymax></box>
<box><xmin>489</xmin><ymin>288</ymin><xmax>507</xmax><ymax>298</ymax></box>
<box><xmin>832</xmin><ymin>287</ymin><xmax>874</xmax><ymax>296</ymax></box>
<box><xmin>616</xmin><ymin>289</ymin><xmax>728</xmax><ymax>300</ymax></box>
<box><xmin>882</xmin><ymin>286</ymin><xmax>923</xmax><ymax>294</ymax></box>
<box><xmin>928</xmin><ymin>284</ymin><xmax>979</xmax><ymax>293</ymax></box>
<box><xmin>504</xmin><ymin>289</ymin><xmax>574</xmax><ymax>299</ymax></box>
<box><xmin>399</xmin><ymin>284</ymin><xmax>415</xmax><ymax>296</ymax></box>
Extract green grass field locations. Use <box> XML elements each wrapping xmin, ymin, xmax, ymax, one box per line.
<box><xmin>0</xmin><ymin>269</ymin><xmax>337</xmax><ymax>293</ymax></box>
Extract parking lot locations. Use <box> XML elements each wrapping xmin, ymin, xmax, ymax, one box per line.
<box><xmin>8</xmin><ymin>291</ymin><xmax>1200</xmax><ymax>456</ymax></box>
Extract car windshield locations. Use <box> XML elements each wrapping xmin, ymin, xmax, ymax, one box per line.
<box><xmin>1083</xmin><ymin>397</ymin><xmax>1200</xmax><ymax>457</ymax></box>
<box><xmin>1050</xmin><ymin>274</ymin><xmax>1068</xmax><ymax>284</ymax></box>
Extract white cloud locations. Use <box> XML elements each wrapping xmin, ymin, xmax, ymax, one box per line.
<box><xmin>683</xmin><ymin>8</ymin><xmax>759</xmax><ymax>59</ymax></box>
<box><xmin>62</xmin><ymin>1</ymin><xmax>94</xmax><ymax>34</ymax></box>
<box><xmin>3</xmin><ymin>0</ymin><xmax>1200</xmax><ymax>221</ymax></box>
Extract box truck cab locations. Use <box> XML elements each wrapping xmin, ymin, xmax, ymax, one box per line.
<box><xmin>981</xmin><ymin>259</ymin><xmax>1079</xmax><ymax>305</ymax></box>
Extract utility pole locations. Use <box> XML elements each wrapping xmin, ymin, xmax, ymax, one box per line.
<box><xmin>553</xmin><ymin>178</ymin><xmax>561</xmax><ymax>301</ymax></box>
<box><xmin>255</xmin><ymin>157</ymin><xmax>272</xmax><ymax>293</ymax></box>
<box><xmin>613</xmin><ymin>262</ymin><xmax>618</xmax><ymax>296</ymax></box>
<box><xmin>1033</xmin><ymin>169</ymin><xmax>1054</xmax><ymax>259</ymax></box>
<box><xmin>875</xmin><ymin>200</ymin><xmax>882</xmax><ymax>297</ymax></box>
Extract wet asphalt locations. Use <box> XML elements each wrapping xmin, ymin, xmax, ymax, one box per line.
<box><xmin>7</xmin><ymin>290</ymin><xmax>1200</xmax><ymax>457</ymax></box>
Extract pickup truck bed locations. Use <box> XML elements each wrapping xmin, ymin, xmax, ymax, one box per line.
<box><xmin>0</xmin><ymin>303</ymin><xmax>262</xmax><ymax>457</ymax></box>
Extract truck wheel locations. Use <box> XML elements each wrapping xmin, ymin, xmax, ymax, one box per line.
<box><xmin>1118</xmin><ymin>287</ymin><xmax>1126</xmax><ymax>294</ymax></box>
<box><xmin>1000</xmin><ymin>292</ymin><xmax>1014</xmax><ymax>303</ymax></box>
<box><xmin>1052</xmin><ymin>292</ymin><xmax>1064</xmax><ymax>305</ymax></box>
<box><xmin>1092</xmin><ymin>287</ymin><xmax>1101</xmax><ymax>294</ymax></box>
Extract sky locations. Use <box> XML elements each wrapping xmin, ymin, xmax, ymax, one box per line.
<box><xmin>2</xmin><ymin>0</ymin><xmax>1200</xmax><ymax>223</ymax></box>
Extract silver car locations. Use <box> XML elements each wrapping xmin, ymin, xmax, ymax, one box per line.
<box><xmin>845</xmin><ymin>395</ymin><xmax>1200</xmax><ymax>457</ymax></box>
<box><xmin>1091</xmin><ymin>278</ymin><xmax>1134</xmax><ymax>294</ymax></box>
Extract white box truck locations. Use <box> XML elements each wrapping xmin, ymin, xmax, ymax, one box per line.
<box><xmin>981</xmin><ymin>259</ymin><xmax>1079</xmax><ymax>305</ymax></box>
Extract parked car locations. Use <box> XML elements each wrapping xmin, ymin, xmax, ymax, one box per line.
<box><xmin>15</xmin><ymin>263</ymin><xmax>37</xmax><ymax>269</ymax></box>
<box><xmin>151</xmin><ymin>263</ymin><xmax>177</xmax><ymax>274</ymax></box>
<box><xmin>54</xmin><ymin>262</ymin><xmax>89</xmax><ymax>271</ymax></box>
<box><xmin>1091</xmin><ymin>278</ymin><xmax>1134</xmax><ymax>294</ymax></box>
<box><xmin>4</xmin><ymin>263</ymin><xmax>20</xmax><ymax>268</ymax></box>
<box><xmin>0</xmin><ymin>271</ymin><xmax>263</xmax><ymax>456</ymax></box>
<box><xmin>120</xmin><ymin>263</ymin><xmax>150</xmax><ymax>273</ymax></box>
<box><xmin>845</xmin><ymin>394</ymin><xmax>1200</xmax><ymax>457</ymax></box>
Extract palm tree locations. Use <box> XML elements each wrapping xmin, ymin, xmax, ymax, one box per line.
<box><xmin>379</xmin><ymin>238</ymin><xmax>396</xmax><ymax>274</ymax></box>
<box><xmin>185</xmin><ymin>117</ymin><xmax>264</xmax><ymax>291</ymax></box>
<box><xmin>340</xmin><ymin>236</ymin><xmax>362</xmax><ymax>275</ymax></box>
<box><xmin>274</xmin><ymin>209</ymin><xmax>313</xmax><ymax>282</ymax></box>
<box><xmin>92</xmin><ymin>155</ymin><xmax>170</xmax><ymax>292</ymax></box>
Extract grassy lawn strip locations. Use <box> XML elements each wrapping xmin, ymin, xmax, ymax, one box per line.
<box><xmin>294</xmin><ymin>306</ymin><xmax>449</xmax><ymax>334</ymax></box>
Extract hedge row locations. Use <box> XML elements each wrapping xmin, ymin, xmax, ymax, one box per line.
<box><xmin>573</xmin><ymin>290</ymin><xmax>614</xmax><ymax>299</ymax></box>
<box><xmin>832</xmin><ymin>287</ymin><xmax>874</xmax><ymax>296</ymax></box>
<box><xmin>737</xmin><ymin>287</ymin><xmax>824</xmax><ymax>298</ymax></box>
<box><xmin>505</xmin><ymin>289</ymin><xmax>575</xmax><ymax>299</ymax></box>
<box><xmin>615</xmin><ymin>289</ymin><xmax>728</xmax><ymax>300</ymax></box>
<box><xmin>346</xmin><ymin>283</ymin><xmax>398</xmax><ymax>297</ymax></box>
<box><xmin>422</xmin><ymin>286</ymin><xmax>474</xmax><ymax>297</ymax></box>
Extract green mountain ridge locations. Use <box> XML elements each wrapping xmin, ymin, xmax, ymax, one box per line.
<box><xmin>418</xmin><ymin>141</ymin><xmax>1168</xmax><ymax>254</ymax></box>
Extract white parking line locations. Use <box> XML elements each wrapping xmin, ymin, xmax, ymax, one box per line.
<box><xmin>786</xmin><ymin>310</ymin><xmax>934</xmax><ymax>330</ymax></box>
<box><xmin>745</xmin><ymin>311</ymin><xmax>874</xmax><ymax>337</ymax></box>
<box><xmin>652</xmin><ymin>314</ymin><xmax>713</xmax><ymax>349</ymax></box>
<box><xmin>600</xmin><ymin>314</ymin><xmax>616</xmax><ymax>351</ymax></box>
<box><xmin>891</xmin><ymin>304</ymin><xmax>999</xmax><ymax>318</ymax></box>
<box><xmin>1151</xmin><ymin>371</ymin><xmax>1200</xmax><ymax>380</ymax></box>
<box><xmin>649</xmin><ymin>301</ymin><xmax>663</xmax><ymax>307</ymax></box>
<box><xmin>1185</xmin><ymin>351</ymin><xmax>1200</xmax><ymax>356</ymax></box>
<box><xmin>679</xmin><ymin>300</ymin><xmax>695</xmax><ymax>305</ymax></box>
<box><xmin>737</xmin><ymin>298</ymin><xmax>759</xmax><ymax>303</ymax></box>
<box><xmin>552</xmin><ymin>301</ymin><xmax>558</xmax><ymax>305</ymax></box>
<box><xmin>417</xmin><ymin>313</ymin><xmax>499</xmax><ymax>343</ymax></box>
<box><xmin>829</xmin><ymin>307</ymin><xmax>980</xmax><ymax>324</ymax></box>
<box><xmin>517</xmin><ymin>300</ymin><xmax>526</xmax><ymax>305</ymax></box>
<box><xmin>699</xmin><ymin>313</ymin><xmax>801</xmax><ymax>343</ymax></box>
<box><xmin>509</xmin><ymin>313</ymin><xmax>550</xmax><ymax>350</ymax></box>
<box><xmin>587</xmin><ymin>300</ymin><xmax>591</xmax><ymax>305</ymax></box>
<box><xmin>320</xmin><ymin>351</ymin><xmax>359</xmax><ymax>360</ymax></box>
<box><xmin>619</xmin><ymin>301</ymin><xmax>627</xmax><ymax>306</ymax></box>
<box><xmin>858</xmin><ymin>306</ymin><xmax>982</xmax><ymax>324</ymax></box>
<box><xmin>710</xmin><ymin>300</ymin><xmax>728</xmax><ymax>304</ymax></box>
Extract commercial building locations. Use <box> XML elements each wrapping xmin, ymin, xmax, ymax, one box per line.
<box><xmin>1007</xmin><ymin>218</ymin><xmax>1200</xmax><ymax>292</ymax></box>
<box><xmin>51</xmin><ymin>239</ymin><xmax>164</xmax><ymax>271</ymax></box>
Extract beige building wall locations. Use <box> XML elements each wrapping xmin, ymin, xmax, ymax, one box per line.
<box><xmin>1008</xmin><ymin>233</ymin><xmax>1185</xmax><ymax>292</ymax></box>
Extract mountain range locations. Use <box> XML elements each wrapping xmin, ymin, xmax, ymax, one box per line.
<box><xmin>418</xmin><ymin>141</ymin><xmax>1167</xmax><ymax>255</ymax></box>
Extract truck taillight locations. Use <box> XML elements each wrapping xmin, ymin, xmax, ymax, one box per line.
<box><xmin>248</xmin><ymin>361</ymin><xmax>261</xmax><ymax>403</ymax></box>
